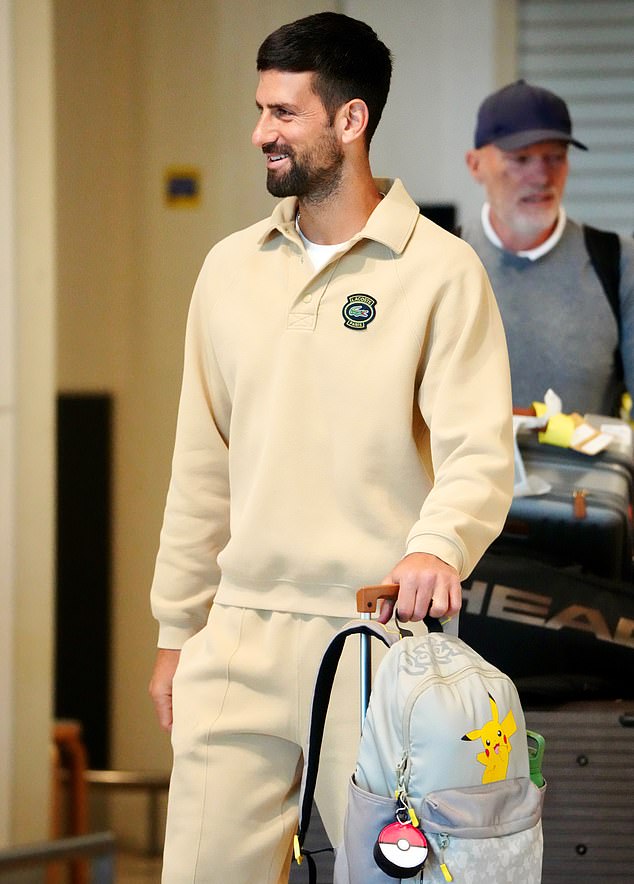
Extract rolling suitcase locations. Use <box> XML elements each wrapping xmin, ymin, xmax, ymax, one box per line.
<box><xmin>495</xmin><ymin>432</ymin><xmax>634</xmax><ymax>581</ymax></box>
<box><xmin>294</xmin><ymin>585</ymin><xmax>545</xmax><ymax>884</ymax></box>
<box><xmin>524</xmin><ymin>701</ymin><xmax>634</xmax><ymax>883</ymax></box>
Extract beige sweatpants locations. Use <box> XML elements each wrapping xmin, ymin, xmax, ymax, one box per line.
<box><xmin>162</xmin><ymin>603</ymin><xmax>386</xmax><ymax>884</ymax></box>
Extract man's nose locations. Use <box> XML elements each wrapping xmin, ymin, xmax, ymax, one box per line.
<box><xmin>525</xmin><ymin>157</ymin><xmax>553</xmax><ymax>183</ymax></box>
<box><xmin>252</xmin><ymin>113</ymin><xmax>275</xmax><ymax>148</ymax></box>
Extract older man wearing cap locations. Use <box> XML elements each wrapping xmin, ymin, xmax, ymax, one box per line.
<box><xmin>462</xmin><ymin>79</ymin><xmax>634</xmax><ymax>417</ymax></box>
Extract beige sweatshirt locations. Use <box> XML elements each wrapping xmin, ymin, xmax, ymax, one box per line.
<box><xmin>151</xmin><ymin>179</ymin><xmax>514</xmax><ymax>649</ymax></box>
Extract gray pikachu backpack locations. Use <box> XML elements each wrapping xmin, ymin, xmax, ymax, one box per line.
<box><xmin>295</xmin><ymin>614</ymin><xmax>545</xmax><ymax>884</ymax></box>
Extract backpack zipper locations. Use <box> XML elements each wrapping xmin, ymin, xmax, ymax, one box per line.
<box><xmin>401</xmin><ymin>669</ymin><xmax>510</xmax><ymax>767</ymax></box>
<box><xmin>438</xmin><ymin>834</ymin><xmax>453</xmax><ymax>881</ymax></box>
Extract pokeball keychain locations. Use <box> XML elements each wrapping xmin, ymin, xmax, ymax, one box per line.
<box><xmin>373</xmin><ymin>796</ymin><xmax>429</xmax><ymax>878</ymax></box>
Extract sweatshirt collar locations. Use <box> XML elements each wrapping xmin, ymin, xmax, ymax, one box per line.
<box><xmin>258</xmin><ymin>178</ymin><xmax>419</xmax><ymax>255</ymax></box>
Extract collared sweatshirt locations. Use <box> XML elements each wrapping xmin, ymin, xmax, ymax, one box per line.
<box><xmin>151</xmin><ymin>179</ymin><xmax>514</xmax><ymax>649</ymax></box>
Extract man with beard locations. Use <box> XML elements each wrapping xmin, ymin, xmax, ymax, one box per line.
<box><xmin>463</xmin><ymin>79</ymin><xmax>634</xmax><ymax>416</ymax></box>
<box><xmin>149</xmin><ymin>12</ymin><xmax>514</xmax><ymax>884</ymax></box>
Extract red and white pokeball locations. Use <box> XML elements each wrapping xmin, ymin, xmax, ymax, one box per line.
<box><xmin>373</xmin><ymin>820</ymin><xmax>429</xmax><ymax>878</ymax></box>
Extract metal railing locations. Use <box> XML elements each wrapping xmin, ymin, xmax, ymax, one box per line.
<box><xmin>84</xmin><ymin>770</ymin><xmax>169</xmax><ymax>857</ymax></box>
<box><xmin>0</xmin><ymin>831</ymin><xmax>116</xmax><ymax>883</ymax></box>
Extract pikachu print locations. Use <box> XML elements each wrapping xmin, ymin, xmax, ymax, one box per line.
<box><xmin>461</xmin><ymin>693</ymin><xmax>517</xmax><ymax>783</ymax></box>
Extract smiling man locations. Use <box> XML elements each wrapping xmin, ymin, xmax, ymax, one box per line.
<box><xmin>255</xmin><ymin>71</ymin><xmax>345</xmax><ymax>202</ymax></box>
<box><xmin>463</xmin><ymin>79</ymin><xmax>634</xmax><ymax>415</ymax></box>
<box><xmin>149</xmin><ymin>12</ymin><xmax>514</xmax><ymax>884</ymax></box>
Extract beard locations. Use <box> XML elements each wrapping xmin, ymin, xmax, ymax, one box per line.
<box><xmin>264</xmin><ymin>129</ymin><xmax>344</xmax><ymax>202</ymax></box>
<box><xmin>506</xmin><ymin>194</ymin><xmax>560</xmax><ymax>243</ymax></box>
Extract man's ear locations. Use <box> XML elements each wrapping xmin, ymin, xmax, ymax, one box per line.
<box><xmin>338</xmin><ymin>98</ymin><xmax>370</xmax><ymax>145</ymax></box>
<box><xmin>465</xmin><ymin>148</ymin><xmax>483</xmax><ymax>182</ymax></box>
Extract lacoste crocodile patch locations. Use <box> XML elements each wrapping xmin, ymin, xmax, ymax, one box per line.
<box><xmin>342</xmin><ymin>293</ymin><xmax>377</xmax><ymax>330</ymax></box>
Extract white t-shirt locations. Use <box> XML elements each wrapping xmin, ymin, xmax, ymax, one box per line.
<box><xmin>295</xmin><ymin>214</ymin><xmax>352</xmax><ymax>273</ymax></box>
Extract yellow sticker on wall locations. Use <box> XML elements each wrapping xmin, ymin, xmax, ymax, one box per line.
<box><xmin>164</xmin><ymin>166</ymin><xmax>201</xmax><ymax>208</ymax></box>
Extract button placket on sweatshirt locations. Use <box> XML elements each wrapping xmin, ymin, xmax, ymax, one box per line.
<box><xmin>286</xmin><ymin>247</ymin><xmax>344</xmax><ymax>331</ymax></box>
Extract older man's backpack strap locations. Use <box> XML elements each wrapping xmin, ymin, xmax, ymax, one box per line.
<box><xmin>583</xmin><ymin>224</ymin><xmax>621</xmax><ymax>323</ymax></box>
<box><xmin>583</xmin><ymin>223</ymin><xmax>623</xmax><ymax>383</ymax></box>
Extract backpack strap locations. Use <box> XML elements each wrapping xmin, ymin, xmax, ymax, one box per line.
<box><xmin>583</xmin><ymin>224</ymin><xmax>623</xmax><ymax>384</ymax></box>
<box><xmin>295</xmin><ymin>621</ymin><xmax>395</xmax><ymax>861</ymax></box>
<box><xmin>583</xmin><ymin>223</ymin><xmax>622</xmax><ymax>323</ymax></box>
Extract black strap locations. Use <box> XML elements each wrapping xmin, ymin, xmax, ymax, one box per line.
<box><xmin>302</xmin><ymin>848</ymin><xmax>320</xmax><ymax>884</ymax></box>
<box><xmin>583</xmin><ymin>224</ymin><xmax>623</xmax><ymax>385</ymax></box>
<box><xmin>296</xmin><ymin>623</ymin><xmax>392</xmax><ymax>851</ymax></box>
<box><xmin>583</xmin><ymin>224</ymin><xmax>621</xmax><ymax>324</ymax></box>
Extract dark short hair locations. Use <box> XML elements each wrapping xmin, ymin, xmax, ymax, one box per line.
<box><xmin>257</xmin><ymin>12</ymin><xmax>392</xmax><ymax>146</ymax></box>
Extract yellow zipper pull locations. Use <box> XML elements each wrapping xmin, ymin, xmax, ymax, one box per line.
<box><xmin>439</xmin><ymin>834</ymin><xmax>453</xmax><ymax>881</ymax></box>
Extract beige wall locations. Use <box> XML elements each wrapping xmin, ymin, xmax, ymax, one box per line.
<box><xmin>0</xmin><ymin>0</ymin><xmax>15</xmax><ymax>845</ymax></box>
<box><xmin>55</xmin><ymin>0</ymin><xmax>138</xmax><ymax>393</ymax></box>
<box><xmin>347</xmin><ymin>0</ymin><xmax>517</xmax><ymax>223</ymax></box>
<box><xmin>1</xmin><ymin>0</ymin><xmax>57</xmax><ymax>845</ymax></box>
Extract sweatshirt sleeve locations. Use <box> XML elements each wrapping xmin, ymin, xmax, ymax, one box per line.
<box><xmin>150</xmin><ymin>256</ymin><xmax>231</xmax><ymax>648</ymax></box>
<box><xmin>406</xmin><ymin>252</ymin><xmax>514</xmax><ymax>578</ymax></box>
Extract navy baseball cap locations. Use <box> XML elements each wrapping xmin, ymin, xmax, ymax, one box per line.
<box><xmin>474</xmin><ymin>79</ymin><xmax>587</xmax><ymax>151</ymax></box>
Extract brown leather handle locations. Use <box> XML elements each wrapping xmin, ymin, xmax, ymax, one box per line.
<box><xmin>356</xmin><ymin>584</ymin><xmax>399</xmax><ymax>613</ymax></box>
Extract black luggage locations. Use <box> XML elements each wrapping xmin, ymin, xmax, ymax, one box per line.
<box><xmin>524</xmin><ymin>700</ymin><xmax>634</xmax><ymax>883</ymax></box>
<box><xmin>494</xmin><ymin>432</ymin><xmax>633</xmax><ymax>581</ymax></box>
<box><xmin>460</xmin><ymin>552</ymin><xmax>634</xmax><ymax>703</ymax></box>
